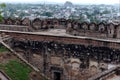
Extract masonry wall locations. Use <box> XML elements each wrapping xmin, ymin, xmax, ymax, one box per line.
<box><xmin>0</xmin><ymin>18</ymin><xmax>120</xmax><ymax>39</ymax></box>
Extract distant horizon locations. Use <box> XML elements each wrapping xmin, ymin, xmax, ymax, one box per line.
<box><xmin>0</xmin><ymin>0</ymin><xmax>119</xmax><ymax>5</ymax></box>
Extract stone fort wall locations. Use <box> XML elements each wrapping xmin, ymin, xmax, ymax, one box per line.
<box><xmin>0</xmin><ymin>18</ymin><xmax>120</xmax><ymax>39</ymax></box>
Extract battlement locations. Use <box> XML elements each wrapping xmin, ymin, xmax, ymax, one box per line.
<box><xmin>0</xmin><ymin>18</ymin><xmax>120</xmax><ymax>39</ymax></box>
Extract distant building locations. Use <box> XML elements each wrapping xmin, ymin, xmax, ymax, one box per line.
<box><xmin>64</xmin><ymin>1</ymin><xmax>73</xmax><ymax>7</ymax></box>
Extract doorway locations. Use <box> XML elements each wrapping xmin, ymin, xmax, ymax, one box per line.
<box><xmin>54</xmin><ymin>72</ymin><xmax>61</xmax><ymax>80</ymax></box>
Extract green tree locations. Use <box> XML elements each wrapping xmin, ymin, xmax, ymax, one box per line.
<box><xmin>41</xmin><ymin>12</ymin><xmax>53</xmax><ymax>17</ymax></box>
<box><xmin>102</xmin><ymin>10</ymin><xmax>110</xmax><ymax>14</ymax></box>
<box><xmin>0</xmin><ymin>3</ymin><xmax>6</xmax><ymax>22</ymax></box>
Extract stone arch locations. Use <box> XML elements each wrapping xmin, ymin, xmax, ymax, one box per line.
<box><xmin>59</xmin><ymin>18</ymin><xmax>66</xmax><ymax>25</ymax></box>
<box><xmin>70</xmin><ymin>58</ymin><xmax>81</xmax><ymax>71</ymax></box>
<box><xmin>99</xmin><ymin>63</ymin><xmax>108</xmax><ymax>71</ymax></box>
<box><xmin>6</xmin><ymin>18</ymin><xmax>14</xmax><ymax>25</ymax></box>
<box><xmin>89</xmin><ymin>22</ymin><xmax>97</xmax><ymax>31</ymax></box>
<box><xmin>98</xmin><ymin>22</ymin><xmax>106</xmax><ymax>33</ymax></box>
<box><xmin>53</xmin><ymin>19</ymin><xmax>59</xmax><ymax>28</ymax></box>
<box><xmin>41</xmin><ymin>20</ymin><xmax>48</xmax><ymax>29</ymax></box>
<box><xmin>14</xmin><ymin>18</ymin><xmax>22</xmax><ymax>25</ymax></box>
<box><xmin>90</xmin><ymin>65</ymin><xmax>97</xmax><ymax>75</ymax></box>
<box><xmin>107</xmin><ymin>23</ymin><xmax>115</xmax><ymax>38</ymax></box>
<box><xmin>46</xmin><ymin>19</ymin><xmax>53</xmax><ymax>28</ymax></box>
<box><xmin>72</xmin><ymin>21</ymin><xmax>79</xmax><ymax>30</ymax></box>
<box><xmin>78</xmin><ymin>23</ymin><xmax>81</xmax><ymax>29</ymax></box>
<box><xmin>32</xmin><ymin>18</ymin><xmax>41</xmax><ymax>29</ymax></box>
<box><xmin>58</xmin><ymin>19</ymin><xmax>67</xmax><ymax>29</ymax></box>
<box><xmin>22</xmin><ymin>18</ymin><xmax>31</xmax><ymax>26</ymax></box>
<box><xmin>81</xmin><ymin>22</ymin><xmax>89</xmax><ymax>30</ymax></box>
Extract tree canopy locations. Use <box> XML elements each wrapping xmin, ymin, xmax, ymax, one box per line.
<box><xmin>0</xmin><ymin>3</ymin><xmax>6</xmax><ymax>22</ymax></box>
<box><xmin>41</xmin><ymin>12</ymin><xmax>53</xmax><ymax>17</ymax></box>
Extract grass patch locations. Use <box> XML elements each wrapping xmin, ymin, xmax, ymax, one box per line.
<box><xmin>0</xmin><ymin>60</ymin><xmax>32</xmax><ymax>80</ymax></box>
<box><xmin>0</xmin><ymin>46</ymin><xmax>9</xmax><ymax>52</ymax></box>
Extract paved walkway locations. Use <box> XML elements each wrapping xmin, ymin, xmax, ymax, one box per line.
<box><xmin>0</xmin><ymin>29</ymin><xmax>120</xmax><ymax>43</ymax></box>
<box><xmin>0</xmin><ymin>71</ymin><xmax>9</xmax><ymax>80</ymax></box>
<box><xmin>106</xmin><ymin>75</ymin><xmax>120</xmax><ymax>80</ymax></box>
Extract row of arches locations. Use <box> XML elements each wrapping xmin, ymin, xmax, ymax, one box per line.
<box><xmin>66</xmin><ymin>22</ymin><xmax>120</xmax><ymax>38</ymax></box>
<box><xmin>11</xmin><ymin>39</ymin><xmax>120</xmax><ymax>64</ymax></box>
<box><xmin>1</xmin><ymin>18</ymin><xmax>120</xmax><ymax>38</ymax></box>
<box><xmin>0</xmin><ymin>18</ymin><xmax>68</xmax><ymax>29</ymax></box>
<box><xmin>1</xmin><ymin>18</ymin><xmax>119</xmax><ymax>30</ymax></box>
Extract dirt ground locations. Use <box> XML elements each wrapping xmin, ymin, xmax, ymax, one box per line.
<box><xmin>0</xmin><ymin>52</ymin><xmax>17</xmax><ymax>64</ymax></box>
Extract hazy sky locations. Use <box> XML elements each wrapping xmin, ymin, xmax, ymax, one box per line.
<box><xmin>0</xmin><ymin>0</ymin><xmax>119</xmax><ymax>4</ymax></box>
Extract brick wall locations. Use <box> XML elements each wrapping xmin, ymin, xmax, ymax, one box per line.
<box><xmin>3</xmin><ymin>32</ymin><xmax>120</xmax><ymax>49</ymax></box>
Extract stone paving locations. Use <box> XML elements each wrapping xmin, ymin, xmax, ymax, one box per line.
<box><xmin>106</xmin><ymin>75</ymin><xmax>120</xmax><ymax>80</ymax></box>
<box><xmin>0</xmin><ymin>71</ymin><xmax>9</xmax><ymax>80</ymax></box>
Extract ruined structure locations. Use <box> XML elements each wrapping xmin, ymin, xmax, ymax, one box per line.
<box><xmin>0</xmin><ymin>18</ymin><xmax>120</xmax><ymax>80</ymax></box>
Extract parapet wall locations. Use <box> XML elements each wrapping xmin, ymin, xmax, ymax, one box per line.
<box><xmin>0</xmin><ymin>24</ymin><xmax>29</xmax><ymax>31</ymax></box>
<box><xmin>66</xmin><ymin>22</ymin><xmax>120</xmax><ymax>39</ymax></box>
<box><xmin>0</xmin><ymin>18</ymin><xmax>120</xmax><ymax>39</ymax></box>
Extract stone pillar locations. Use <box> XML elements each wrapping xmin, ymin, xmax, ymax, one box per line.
<box><xmin>42</xmin><ymin>43</ymin><xmax>48</xmax><ymax>75</ymax></box>
<box><xmin>116</xmin><ymin>25</ymin><xmax>120</xmax><ymax>38</ymax></box>
<box><xmin>25</xmin><ymin>49</ymin><xmax>32</xmax><ymax>63</ymax></box>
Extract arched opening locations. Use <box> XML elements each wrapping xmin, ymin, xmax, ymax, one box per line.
<box><xmin>54</xmin><ymin>72</ymin><xmax>61</xmax><ymax>80</ymax></box>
